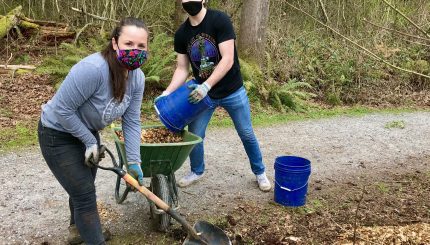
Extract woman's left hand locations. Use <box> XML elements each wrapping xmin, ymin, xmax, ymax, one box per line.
<box><xmin>127</xmin><ymin>162</ymin><xmax>144</xmax><ymax>186</ymax></box>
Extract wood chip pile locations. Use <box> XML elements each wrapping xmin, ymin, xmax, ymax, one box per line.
<box><xmin>336</xmin><ymin>223</ymin><xmax>430</xmax><ymax>244</ymax></box>
<box><xmin>115</xmin><ymin>128</ymin><xmax>183</xmax><ymax>144</ymax></box>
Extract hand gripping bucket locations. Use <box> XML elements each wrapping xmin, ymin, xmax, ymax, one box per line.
<box><xmin>274</xmin><ymin>156</ymin><xmax>311</xmax><ymax>207</ymax></box>
<box><xmin>155</xmin><ymin>79</ymin><xmax>215</xmax><ymax>132</ymax></box>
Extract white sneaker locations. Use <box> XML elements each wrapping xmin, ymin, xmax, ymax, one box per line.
<box><xmin>178</xmin><ymin>171</ymin><xmax>205</xmax><ymax>187</ymax></box>
<box><xmin>256</xmin><ymin>172</ymin><xmax>271</xmax><ymax>192</ymax></box>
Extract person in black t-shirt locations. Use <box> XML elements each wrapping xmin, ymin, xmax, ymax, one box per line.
<box><xmin>155</xmin><ymin>0</ymin><xmax>271</xmax><ymax>191</ymax></box>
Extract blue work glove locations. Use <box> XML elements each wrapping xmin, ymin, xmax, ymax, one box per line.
<box><xmin>188</xmin><ymin>82</ymin><xmax>211</xmax><ymax>104</ymax></box>
<box><xmin>127</xmin><ymin>162</ymin><xmax>144</xmax><ymax>186</ymax></box>
<box><xmin>84</xmin><ymin>144</ymin><xmax>99</xmax><ymax>167</ymax></box>
<box><xmin>154</xmin><ymin>91</ymin><xmax>170</xmax><ymax>103</ymax></box>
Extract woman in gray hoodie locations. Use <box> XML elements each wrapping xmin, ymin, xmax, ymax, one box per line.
<box><xmin>38</xmin><ymin>17</ymin><xmax>148</xmax><ymax>244</ymax></box>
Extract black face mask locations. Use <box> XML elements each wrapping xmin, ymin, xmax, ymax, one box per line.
<box><xmin>182</xmin><ymin>0</ymin><xmax>203</xmax><ymax>16</ymax></box>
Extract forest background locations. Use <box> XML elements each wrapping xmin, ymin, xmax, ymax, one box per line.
<box><xmin>0</xmin><ymin>0</ymin><xmax>429</xmax><ymax>149</ymax></box>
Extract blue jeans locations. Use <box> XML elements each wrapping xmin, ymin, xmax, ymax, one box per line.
<box><xmin>188</xmin><ymin>86</ymin><xmax>265</xmax><ymax>175</ymax></box>
<box><xmin>38</xmin><ymin>120</ymin><xmax>105</xmax><ymax>245</ymax></box>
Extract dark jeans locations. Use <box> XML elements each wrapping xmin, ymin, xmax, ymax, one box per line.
<box><xmin>38</xmin><ymin>120</ymin><xmax>105</xmax><ymax>245</ymax></box>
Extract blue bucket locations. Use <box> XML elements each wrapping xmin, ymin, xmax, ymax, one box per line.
<box><xmin>155</xmin><ymin>79</ymin><xmax>215</xmax><ymax>132</ymax></box>
<box><xmin>274</xmin><ymin>156</ymin><xmax>311</xmax><ymax>207</ymax></box>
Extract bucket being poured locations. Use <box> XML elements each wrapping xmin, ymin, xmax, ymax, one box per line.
<box><xmin>155</xmin><ymin>79</ymin><xmax>215</xmax><ymax>132</ymax></box>
<box><xmin>274</xmin><ymin>156</ymin><xmax>311</xmax><ymax>207</ymax></box>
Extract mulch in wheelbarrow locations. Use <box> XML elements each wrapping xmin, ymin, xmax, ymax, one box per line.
<box><xmin>115</xmin><ymin>127</ymin><xmax>183</xmax><ymax>143</ymax></box>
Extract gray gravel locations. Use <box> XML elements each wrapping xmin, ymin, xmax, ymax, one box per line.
<box><xmin>1</xmin><ymin>112</ymin><xmax>429</xmax><ymax>244</ymax></box>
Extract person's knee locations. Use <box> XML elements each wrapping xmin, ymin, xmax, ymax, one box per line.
<box><xmin>238</xmin><ymin>128</ymin><xmax>256</xmax><ymax>142</ymax></box>
<box><xmin>190</xmin><ymin>127</ymin><xmax>206</xmax><ymax>139</ymax></box>
<box><xmin>70</xmin><ymin>185</ymin><xmax>97</xmax><ymax>211</ymax></box>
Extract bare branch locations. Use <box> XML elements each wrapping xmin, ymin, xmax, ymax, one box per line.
<box><xmin>120</xmin><ymin>0</ymin><xmax>131</xmax><ymax>16</ymax></box>
<box><xmin>400</xmin><ymin>38</ymin><xmax>430</xmax><ymax>48</ymax></box>
<box><xmin>71</xmin><ymin>7</ymin><xmax>119</xmax><ymax>23</ymax></box>
<box><xmin>0</xmin><ymin>64</ymin><xmax>36</xmax><ymax>70</ymax></box>
<box><xmin>20</xmin><ymin>16</ymin><xmax>69</xmax><ymax>28</ymax></box>
<box><xmin>318</xmin><ymin>0</ymin><xmax>330</xmax><ymax>24</ymax></box>
<box><xmin>73</xmin><ymin>22</ymin><xmax>93</xmax><ymax>45</ymax></box>
<box><xmin>363</xmin><ymin>18</ymin><xmax>430</xmax><ymax>43</ymax></box>
<box><xmin>55</xmin><ymin>0</ymin><xmax>60</xmax><ymax>13</ymax></box>
<box><xmin>380</xmin><ymin>0</ymin><xmax>430</xmax><ymax>39</ymax></box>
<box><xmin>136</xmin><ymin>0</ymin><xmax>150</xmax><ymax>18</ymax></box>
<box><xmin>6</xmin><ymin>53</ymin><xmax>13</xmax><ymax>66</ymax></box>
<box><xmin>285</xmin><ymin>2</ymin><xmax>430</xmax><ymax>80</ymax></box>
<box><xmin>353</xmin><ymin>186</ymin><xmax>366</xmax><ymax>245</ymax></box>
<box><xmin>147</xmin><ymin>24</ymin><xmax>174</xmax><ymax>34</ymax></box>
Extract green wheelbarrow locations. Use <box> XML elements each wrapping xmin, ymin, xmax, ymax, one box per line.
<box><xmin>111</xmin><ymin>125</ymin><xmax>201</xmax><ymax>232</ymax></box>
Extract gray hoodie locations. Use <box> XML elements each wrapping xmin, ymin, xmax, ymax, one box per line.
<box><xmin>41</xmin><ymin>53</ymin><xmax>144</xmax><ymax>163</ymax></box>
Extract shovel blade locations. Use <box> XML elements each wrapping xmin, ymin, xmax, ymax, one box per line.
<box><xmin>183</xmin><ymin>221</ymin><xmax>231</xmax><ymax>245</ymax></box>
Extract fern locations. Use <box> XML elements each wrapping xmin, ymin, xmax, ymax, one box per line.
<box><xmin>36</xmin><ymin>38</ymin><xmax>104</xmax><ymax>85</ymax></box>
<box><xmin>141</xmin><ymin>33</ymin><xmax>176</xmax><ymax>89</ymax></box>
<box><xmin>36</xmin><ymin>33</ymin><xmax>176</xmax><ymax>92</ymax></box>
<box><xmin>240</xmin><ymin>56</ymin><xmax>315</xmax><ymax>112</ymax></box>
<box><xmin>279</xmin><ymin>79</ymin><xmax>316</xmax><ymax>110</ymax></box>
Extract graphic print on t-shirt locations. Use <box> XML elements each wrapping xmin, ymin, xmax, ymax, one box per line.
<box><xmin>188</xmin><ymin>33</ymin><xmax>219</xmax><ymax>79</ymax></box>
<box><xmin>102</xmin><ymin>94</ymin><xmax>131</xmax><ymax>125</ymax></box>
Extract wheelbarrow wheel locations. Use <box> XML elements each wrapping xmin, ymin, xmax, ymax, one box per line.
<box><xmin>149</xmin><ymin>174</ymin><xmax>172</xmax><ymax>232</ymax></box>
<box><xmin>114</xmin><ymin>156</ymin><xmax>130</xmax><ymax>204</ymax></box>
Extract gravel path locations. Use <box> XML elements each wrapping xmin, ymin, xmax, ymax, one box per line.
<box><xmin>1</xmin><ymin>112</ymin><xmax>429</xmax><ymax>244</ymax></box>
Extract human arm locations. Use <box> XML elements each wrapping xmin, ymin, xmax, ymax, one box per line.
<box><xmin>122</xmin><ymin>72</ymin><xmax>145</xmax><ymax>165</ymax></box>
<box><xmin>122</xmin><ymin>72</ymin><xmax>145</xmax><ymax>185</ymax></box>
<box><xmin>155</xmin><ymin>26</ymin><xmax>193</xmax><ymax>101</ymax></box>
<box><xmin>154</xmin><ymin>53</ymin><xmax>190</xmax><ymax>102</ymax></box>
<box><xmin>165</xmin><ymin>53</ymin><xmax>191</xmax><ymax>93</ymax></box>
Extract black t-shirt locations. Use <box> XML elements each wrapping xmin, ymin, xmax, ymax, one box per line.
<box><xmin>174</xmin><ymin>9</ymin><xmax>243</xmax><ymax>99</ymax></box>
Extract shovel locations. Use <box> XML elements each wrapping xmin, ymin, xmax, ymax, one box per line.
<box><xmin>95</xmin><ymin>145</ymin><xmax>231</xmax><ymax>245</ymax></box>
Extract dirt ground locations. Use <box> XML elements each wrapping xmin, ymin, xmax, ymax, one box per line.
<box><xmin>0</xmin><ymin>73</ymin><xmax>54</xmax><ymax>128</ymax></box>
<box><xmin>0</xmin><ymin>111</ymin><xmax>429</xmax><ymax>244</ymax></box>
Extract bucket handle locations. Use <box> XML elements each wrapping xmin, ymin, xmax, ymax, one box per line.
<box><xmin>275</xmin><ymin>179</ymin><xmax>309</xmax><ymax>192</ymax></box>
<box><xmin>154</xmin><ymin>105</ymin><xmax>182</xmax><ymax>132</ymax></box>
<box><xmin>154</xmin><ymin>104</ymin><xmax>160</xmax><ymax>115</ymax></box>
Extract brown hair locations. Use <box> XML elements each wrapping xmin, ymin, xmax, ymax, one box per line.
<box><xmin>101</xmin><ymin>17</ymin><xmax>148</xmax><ymax>102</ymax></box>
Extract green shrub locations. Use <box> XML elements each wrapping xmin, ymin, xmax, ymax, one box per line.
<box><xmin>36</xmin><ymin>39</ymin><xmax>104</xmax><ymax>85</ymax></box>
<box><xmin>241</xmin><ymin>56</ymin><xmax>315</xmax><ymax>112</ymax></box>
<box><xmin>141</xmin><ymin>33</ymin><xmax>176</xmax><ymax>89</ymax></box>
<box><xmin>36</xmin><ymin>34</ymin><xmax>176</xmax><ymax>91</ymax></box>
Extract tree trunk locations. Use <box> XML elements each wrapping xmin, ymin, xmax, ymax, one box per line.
<box><xmin>0</xmin><ymin>6</ymin><xmax>23</xmax><ymax>39</ymax></box>
<box><xmin>174</xmin><ymin>0</ymin><xmax>186</xmax><ymax>29</ymax></box>
<box><xmin>0</xmin><ymin>15</ymin><xmax>18</xmax><ymax>39</ymax></box>
<box><xmin>1</xmin><ymin>5</ymin><xmax>75</xmax><ymax>43</ymax></box>
<box><xmin>238</xmin><ymin>0</ymin><xmax>270</xmax><ymax>66</ymax></box>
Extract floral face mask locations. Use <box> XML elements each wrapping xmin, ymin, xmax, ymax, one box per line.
<box><xmin>116</xmin><ymin>46</ymin><xmax>148</xmax><ymax>70</ymax></box>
